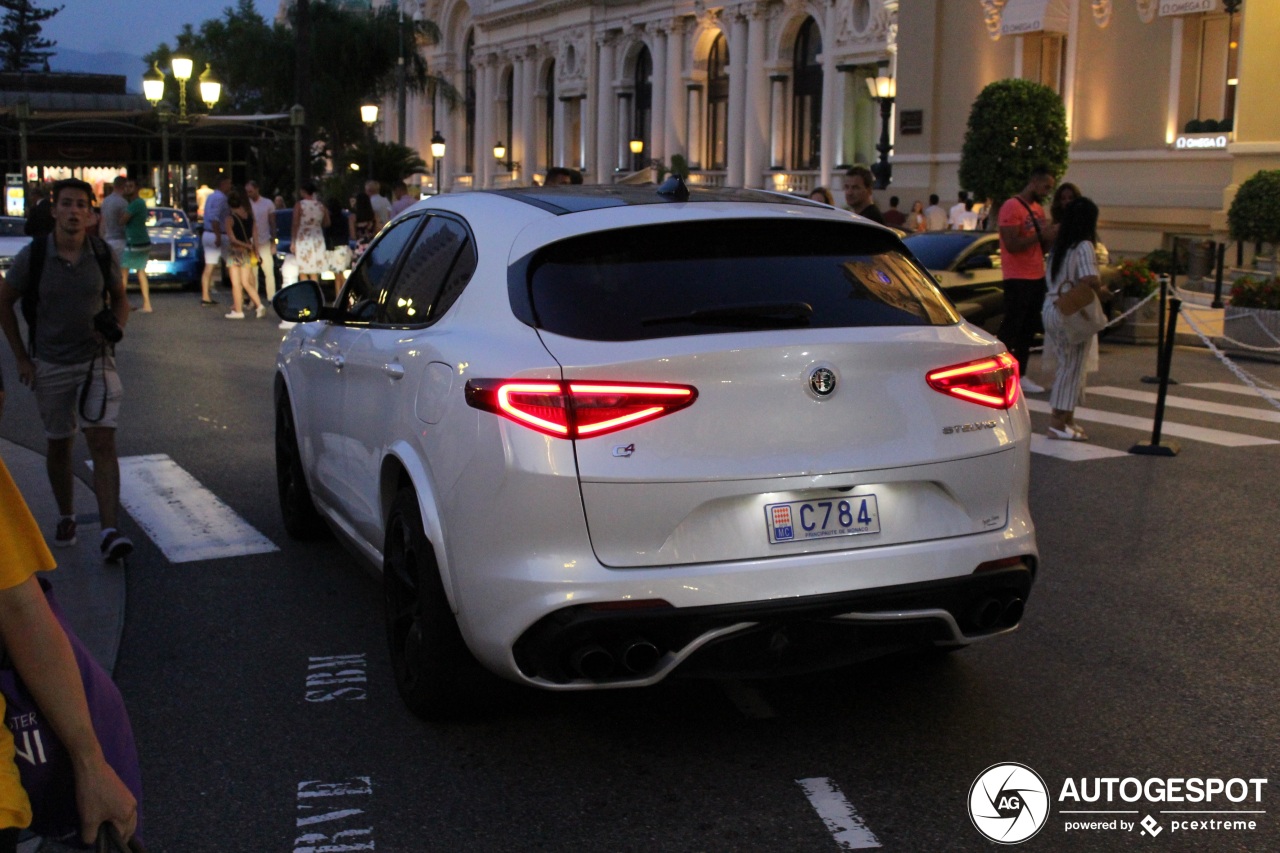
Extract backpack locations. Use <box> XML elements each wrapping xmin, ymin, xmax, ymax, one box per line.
<box><xmin>19</xmin><ymin>234</ymin><xmax>118</xmax><ymax>358</ymax></box>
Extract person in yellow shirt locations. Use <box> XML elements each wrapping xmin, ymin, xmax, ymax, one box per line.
<box><xmin>0</xmin><ymin>456</ymin><xmax>136</xmax><ymax>850</ymax></box>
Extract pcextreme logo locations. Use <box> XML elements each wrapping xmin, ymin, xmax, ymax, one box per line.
<box><xmin>968</xmin><ymin>764</ymin><xmax>1269</xmax><ymax>844</ymax></box>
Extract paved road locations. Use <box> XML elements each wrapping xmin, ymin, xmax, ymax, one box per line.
<box><xmin>3</xmin><ymin>291</ymin><xmax>1278</xmax><ymax>851</ymax></box>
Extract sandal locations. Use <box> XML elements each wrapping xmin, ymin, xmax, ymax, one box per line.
<box><xmin>1046</xmin><ymin>425</ymin><xmax>1087</xmax><ymax>441</ymax></box>
<box><xmin>1069</xmin><ymin>424</ymin><xmax>1089</xmax><ymax>441</ymax></box>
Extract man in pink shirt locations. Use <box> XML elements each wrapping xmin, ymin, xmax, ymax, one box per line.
<box><xmin>997</xmin><ymin>167</ymin><xmax>1058</xmax><ymax>392</ymax></box>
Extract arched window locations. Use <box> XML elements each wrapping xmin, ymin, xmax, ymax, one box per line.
<box><xmin>633</xmin><ymin>46</ymin><xmax>652</xmax><ymax>172</ymax></box>
<box><xmin>464</xmin><ymin>30</ymin><xmax>476</xmax><ymax>174</ymax></box>
<box><xmin>706</xmin><ymin>33</ymin><xmax>729</xmax><ymax>171</ymax></box>
<box><xmin>544</xmin><ymin>61</ymin><xmax>556</xmax><ymax>169</ymax></box>
<box><xmin>792</xmin><ymin>17</ymin><xmax>822</xmax><ymax>171</ymax></box>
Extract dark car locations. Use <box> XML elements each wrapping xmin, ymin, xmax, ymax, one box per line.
<box><xmin>903</xmin><ymin>232</ymin><xmax>1008</xmax><ymax>333</ymax></box>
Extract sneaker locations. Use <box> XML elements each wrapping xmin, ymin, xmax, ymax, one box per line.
<box><xmin>54</xmin><ymin>516</ymin><xmax>77</xmax><ymax>547</ymax></box>
<box><xmin>278</xmin><ymin>320</ymin><xmax>297</xmax><ymax>330</ymax></box>
<box><xmin>101</xmin><ymin>529</ymin><xmax>134</xmax><ymax>563</ymax></box>
<box><xmin>1021</xmin><ymin>377</ymin><xmax>1045</xmax><ymax>394</ymax></box>
<box><xmin>225</xmin><ymin>310</ymin><xmax>245</xmax><ymax>319</ymax></box>
<box><xmin>255</xmin><ymin>305</ymin><xmax>267</xmax><ymax>319</ymax></box>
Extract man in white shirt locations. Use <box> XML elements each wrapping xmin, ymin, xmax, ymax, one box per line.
<box><xmin>99</xmin><ymin>176</ymin><xmax>129</xmax><ymax>270</ymax></box>
<box><xmin>200</xmin><ymin>174</ymin><xmax>231</xmax><ymax>305</ymax></box>
<box><xmin>923</xmin><ymin>194</ymin><xmax>948</xmax><ymax>232</ymax></box>
<box><xmin>245</xmin><ymin>180</ymin><xmax>277</xmax><ymax>300</ymax></box>
<box><xmin>948</xmin><ymin>191</ymin><xmax>970</xmax><ymax>230</ymax></box>
<box><xmin>366</xmin><ymin>180</ymin><xmax>392</xmax><ymax>231</ymax></box>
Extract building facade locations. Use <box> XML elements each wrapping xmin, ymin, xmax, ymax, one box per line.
<box><xmin>380</xmin><ymin>0</ymin><xmax>1276</xmax><ymax>257</ymax></box>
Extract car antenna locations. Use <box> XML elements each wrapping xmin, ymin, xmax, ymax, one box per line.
<box><xmin>656</xmin><ymin>175</ymin><xmax>690</xmax><ymax>202</ymax></box>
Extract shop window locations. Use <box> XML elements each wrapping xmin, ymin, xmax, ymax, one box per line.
<box><xmin>1183</xmin><ymin>12</ymin><xmax>1240</xmax><ymax>132</ymax></box>
<box><xmin>706</xmin><ymin>34</ymin><xmax>729</xmax><ymax>171</ymax></box>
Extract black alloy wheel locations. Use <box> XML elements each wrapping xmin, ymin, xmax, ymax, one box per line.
<box><xmin>383</xmin><ymin>487</ymin><xmax>505</xmax><ymax>720</ymax></box>
<box><xmin>275</xmin><ymin>391</ymin><xmax>328</xmax><ymax>540</ymax></box>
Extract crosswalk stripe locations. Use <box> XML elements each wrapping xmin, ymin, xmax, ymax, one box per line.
<box><xmin>1023</xmin><ymin>399</ymin><xmax>1279</xmax><ymax>447</ymax></box>
<box><xmin>1029</xmin><ymin>434</ymin><xmax>1129</xmax><ymax>460</ymax></box>
<box><xmin>1089</xmin><ymin>386</ymin><xmax>1280</xmax><ymax>425</ymax></box>
<box><xmin>116</xmin><ymin>454</ymin><xmax>278</xmax><ymax>563</ymax></box>
<box><xmin>1184</xmin><ymin>381</ymin><xmax>1280</xmax><ymax>401</ymax></box>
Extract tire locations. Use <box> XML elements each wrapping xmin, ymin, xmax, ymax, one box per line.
<box><xmin>275</xmin><ymin>391</ymin><xmax>328</xmax><ymax>540</ymax></box>
<box><xmin>383</xmin><ymin>487</ymin><xmax>503</xmax><ymax>720</ymax></box>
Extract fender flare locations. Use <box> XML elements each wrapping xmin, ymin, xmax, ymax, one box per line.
<box><xmin>381</xmin><ymin>441</ymin><xmax>460</xmax><ymax>614</ymax></box>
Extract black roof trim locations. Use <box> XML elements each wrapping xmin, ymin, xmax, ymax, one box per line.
<box><xmin>481</xmin><ymin>184</ymin><xmax>828</xmax><ymax>215</ymax></box>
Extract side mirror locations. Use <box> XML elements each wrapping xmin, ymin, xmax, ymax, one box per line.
<box><xmin>272</xmin><ymin>280</ymin><xmax>326</xmax><ymax>322</ymax></box>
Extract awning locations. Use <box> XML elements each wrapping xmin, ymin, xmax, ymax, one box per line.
<box><xmin>1158</xmin><ymin>0</ymin><xmax>1219</xmax><ymax>16</ymax></box>
<box><xmin>1000</xmin><ymin>0</ymin><xmax>1070</xmax><ymax>37</ymax></box>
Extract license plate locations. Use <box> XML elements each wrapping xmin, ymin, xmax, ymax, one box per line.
<box><xmin>765</xmin><ymin>495</ymin><xmax>881</xmax><ymax>544</ymax></box>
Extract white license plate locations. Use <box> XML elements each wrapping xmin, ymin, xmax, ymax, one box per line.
<box><xmin>764</xmin><ymin>495</ymin><xmax>881</xmax><ymax>544</ymax></box>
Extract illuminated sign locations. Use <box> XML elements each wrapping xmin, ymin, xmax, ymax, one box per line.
<box><xmin>1174</xmin><ymin>134</ymin><xmax>1229</xmax><ymax>150</ymax></box>
<box><xmin>1159</xmin><ymin>0</ymin><xmax>1217</xmax><ymax>15</ymax></box>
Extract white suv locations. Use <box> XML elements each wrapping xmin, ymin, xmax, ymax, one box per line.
<box><xmin>272</xmin><ymin>182</ymin><xmax>1037</xmax><ymax>719</ymax></box>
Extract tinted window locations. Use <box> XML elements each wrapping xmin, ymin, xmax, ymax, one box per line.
<box><xmin>523</xmin><ymin>220</ymin><xmax>958</xmax><ymax>341</ymax></box>
<box><xmin>338</xmin><ymin>215</ymin><xmax>422</xmax><ymax>317</ymax></box>
<box><xmin>381</xmin><ymin>216</ymin><xmax>471</xmax><ymax>325</ymax></box>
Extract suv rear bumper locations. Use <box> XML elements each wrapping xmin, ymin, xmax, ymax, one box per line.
<box><xmin>511</xmin><ymin>562</ymin><xmax>1034</xmax><ymax>687</ymax></box>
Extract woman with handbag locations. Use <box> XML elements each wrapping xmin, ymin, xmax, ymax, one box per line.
<box><xmin>1041</xmin><ymin>197</ymin><xmax>1109</xmax><ymax>440</ymax></box>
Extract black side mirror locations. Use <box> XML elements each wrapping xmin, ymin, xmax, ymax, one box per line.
<box><xmin>273</xmin><ymin>280</ymin><xmax>326</xmax><ymax>322</ymax></box>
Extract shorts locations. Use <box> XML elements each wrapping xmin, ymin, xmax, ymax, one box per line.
<box><xmin>202</xmin><ymin>229</ymin><xmax>222</xmax><ymax>264</ymax></box>
<box><xmin>123</xmin><ymin>243</ymin><xmax>151</xmax><ymax>272</ymax></box>
<box><xmin>34</xmin><ymin>356</ymin><xmax>123</xmax><ymax>439</ymax></box>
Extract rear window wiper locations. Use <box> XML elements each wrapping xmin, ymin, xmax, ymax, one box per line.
<box><xmin>641</xmin><ymin>301</ymin><xmax>813</xmax><ymax>328</ymax></box>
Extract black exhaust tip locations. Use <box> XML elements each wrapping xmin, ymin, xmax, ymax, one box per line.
<box><xmin>569</xmin><ymin>644</ymin><xmax>615</xmax><ymax>680</ymax></box>
<box><xmin>967</xmin><ymin>598</ymin><xmax>1003</xmax><ymax>632</ymax></box>
<box><xmin>620</xmin><ymin>638</ymin><xmax>661</xmax><ymax>674</ymax></box>
<box><xmin>999</xmin><ymin>597</ymin><xmax>1024</xmax><ymax>627</ymax></box>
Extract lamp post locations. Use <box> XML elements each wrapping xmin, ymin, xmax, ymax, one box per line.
<box><xmin>430</xmin><ymin>130</ymin><xmax>446</xmax><ymax>194</ymax></box>
<box><xmin>361</xmin><ymin>103</ymin><xmax>379</xmax><ymax>180</ymax></box>
<box><xmin>291</xmin><ymin>104</ymin><xmax>306</xmax><ymax>198</ymax></box>
<box><xmin>629</xmin><ymin>137</ymin><xmax>644</xmax><ymax>173</ymax></box>
<box><xmin>865</xmin><ymin>71</ymin><xmax>896</xmax><ymax>190</ymax></box>
<box><xmin>493</xmin><ymin>140</ymin><xmax>518</xmax><ymax>175</ymax></box>
<box><xmin>143</xmin><ymin>57</ymin><xmax>221</xmax><ymax>211</ymax></box>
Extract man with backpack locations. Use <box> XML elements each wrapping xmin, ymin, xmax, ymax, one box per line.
<box><xmin>0</xmin><ymin>179</ymin><xmax>134</xmax><ymax>562</ymax></box>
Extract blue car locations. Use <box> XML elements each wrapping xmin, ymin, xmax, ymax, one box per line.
<box><xmin>128</xmin><ymin>207</ymin><xmax>204</xmax><ymax>288</ymax></box>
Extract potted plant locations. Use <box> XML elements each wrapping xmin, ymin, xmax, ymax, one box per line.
<box><xmin>1222</xmin><ymin>275</ymin><xmax>1280</xmax><ymax>355</ymax></box>
<box><xmin>1109</xmin><ymin>258</ymin><xmax>1161</xmax><ymax>343</ymax></box>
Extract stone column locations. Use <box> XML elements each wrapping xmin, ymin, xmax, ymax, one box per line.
<box><xmin>686</xmin><ymin>85</ymin><xmax>704</xmax><ymax>170</ymax></box>
<box><xmin>520</xmin><ymin>48</ymin><xmax>538</xmax><ymax>178</ymax></box>
<box><xmin>477</xmin><ymin>55</ymin><xmax>494</xmax><ymax>188</ymax></box>
<box><xmin>664</xmin><ymin>19</ymin><xmax>687</xmax><ymax>164</ymax></box>
<box><xmin>649</xmin><ymin>24</ymin><xmax>668</xmax><ymax>163</ymax></box>
<box><xmin>818</xmin><ymin>0</ymin><xmax>839</xmax><ymax>193</ymax></box>
<box><xmin>726</xmin><ymin>9</ymin><xmax>749</xmax><ymax>187</ymax></box>
<box><xmin>743</xmin><ymin>5</ymin><xmax>768</xmax><ymax>188</ymax></box>
<box><xmin>769</xmin><ymin>74</ymin><xmax>787</xmax><ymax>169</ymax></box>
<box><xmin>596</xmin><ymin>34</ymin><xmax>617</xmax><ymax>183</ymax></box>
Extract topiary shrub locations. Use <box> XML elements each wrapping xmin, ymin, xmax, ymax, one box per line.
<box><xmin>1184</xmin><ymin>118</ymin><xmax>1205</xmax><ymax>133</ymax></box>
<box><xmin>1228</xmin><ymin>170</ymin><xmax>1280</xmax><ymax>268</ymax></box>
<box><xmin>958</xmin><ymin>79</ymin><xmax>1068</xmax><ymax>210</ymax></box>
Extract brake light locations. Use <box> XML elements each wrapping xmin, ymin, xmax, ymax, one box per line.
<box><xmin>465</xmin><ymin>379</ymin><xmax>697</xmax><ymax>438</ymax></box>
<box><xmin>926</xmin><ymin>352</ymin><xmax>1020</xmax><ymax>409</ymax></box>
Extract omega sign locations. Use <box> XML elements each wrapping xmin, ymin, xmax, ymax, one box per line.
<box><xmin>1175</xmin><ymin>135</ymin><xmax>1229</xmax><ymax>150</ymax></box>
<box><xmin>1160</xmin><ymin>0</ymin><xmax>1218</xmax><ymax>15</ymax></box>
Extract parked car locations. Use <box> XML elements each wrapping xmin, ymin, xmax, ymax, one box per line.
<box><xmin>272</xmin><ymin>184</ymin><xmax>1038</xmax><ymax>719</ymax></box>
<box><xmin>0</xmin><ymin>216</ymin><xmax>28</xmax><ymax>275</ymax></box>
<box><xmin>129</xmin><ymin>206</ymin><xmax>203</xmax><ymax>287</ymax></box>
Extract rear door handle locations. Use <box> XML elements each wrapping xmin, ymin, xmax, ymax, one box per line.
<box><xmin>383</xmin><ymin>363</ymin><xmax>405</xmax><ymax>380</ymax></box>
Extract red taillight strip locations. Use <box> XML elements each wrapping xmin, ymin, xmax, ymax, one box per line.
<box><xmin>466</xmin><ymin>379</ymin><xmax>698</xmax><ymax>438</ymax></box>
<box><xmin>926</xmin><ymin>352</ymin><xmax>1020</xmax><ymax>410</ymax></box>
<box><xmin>496</xmin><ymin>382</ymin><xmax>570</xmax><ymax>435</ymax></box>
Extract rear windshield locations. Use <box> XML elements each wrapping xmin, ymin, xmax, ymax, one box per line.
<box><xmin>521</xmin><ymin>220</ymin><xmax>959</xmax><ymax>341</ymax></box>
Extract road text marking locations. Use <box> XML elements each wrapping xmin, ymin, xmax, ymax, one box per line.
<box><xmin>306</xmin><ymin>655</ymin><xmax>368</xmax><ymax>702</ymax></box>
<box><xmin>294</xmin><ymin>777</ymin><xmax>374</xmax><ymax>852</ymax></box>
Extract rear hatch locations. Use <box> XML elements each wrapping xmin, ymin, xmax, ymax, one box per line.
<box><xmin>519</xmin><ymin>217</ymin><xmax>1022</xmax><ymax>567</ymax></box>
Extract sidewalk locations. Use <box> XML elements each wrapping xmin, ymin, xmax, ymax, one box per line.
<box><xmin>0</xmin><ymin>437</ymin><xmax>127</xmax><ymax>676</ymax></box>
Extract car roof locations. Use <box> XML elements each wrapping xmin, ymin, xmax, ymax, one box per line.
<box><xmin>480</xmin><ymin>183</ymin><xmax>829</xmax><ymax>215</ymax></box>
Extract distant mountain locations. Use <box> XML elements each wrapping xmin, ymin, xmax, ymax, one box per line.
<box><xmin>48</xmin><ymin>49</ymin><xmax>146</xmax><ymax>92</ymax></box>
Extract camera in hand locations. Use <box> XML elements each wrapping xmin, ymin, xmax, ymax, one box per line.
<box><xmin>94</xmin><ymin>308</ymin><xmax>123</xmax><ymax>344</ymax></box>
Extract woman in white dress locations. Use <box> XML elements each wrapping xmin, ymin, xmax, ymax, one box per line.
<box><xmin>291</xmin><ymin>181</ymin><xmax>329</xmax><ymax>282</ymax></box>
<box><xmin>1041</xmin><ymin>197</ymin><xmax>1108</xmax><ymax>440</ymax></box>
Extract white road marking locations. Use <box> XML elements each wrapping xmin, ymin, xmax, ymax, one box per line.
<box><xmin>721</xmin><ymin>680</ymin><xmax>777</xmax><ymax>719</ymax></box>
<box><xmin>1029</xmin><ymin>434</ymin><xmax>1128</xmax><ymax>461</ymax></box>
<box><xmin>306</xmin><ymin>655</ymin><xmax>368</xmax><ymax>702</ymax></box>
<box><xmin>1023</xmin><ymin>400</ymin><xmax>1279</xmax><ymax>447</ymax></box>
<box><xmin>295</xmin><ymin>777</ymin><xmax>374</xmax><ymax>853</ymax></box>
<box><xmin>1089</xmin><ymin>386</ymin><xmax>1280</xmax><ymax>424</ymax></box>
<box><xmin>114</xmin><ymin>454</ymin><xmax>278</xmax><ymax>563</ymax></box>
<box><xmin>1183</xmin><ymin>381</ymin><xmax>1280</xmax><ymax>400</ymax></box>
<box><xmin>797</xmin><ymin>777</ymin><xmax>882</xmax><ymax>850</ymax></box>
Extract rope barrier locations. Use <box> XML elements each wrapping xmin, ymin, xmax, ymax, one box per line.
<box><xmin>1174</xmin><ymin>303</ymin><xmax>1280</xmax><ymax>414</ymax></box>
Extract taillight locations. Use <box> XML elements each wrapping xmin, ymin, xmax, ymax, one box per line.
<box><xmin>926</xmin><ymin>352</ymin><xmax>1020</xmax><ymax>409</ymax></box>
<box><xmin>465</xmin><ymin>379</ymin><xmax>697</xmax><ymax>438</ymax></box>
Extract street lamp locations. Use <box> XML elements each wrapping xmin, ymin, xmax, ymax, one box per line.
<box><xmin>430</xmin><ymin>130</ymin><xmax>446</xmax><ymax>194</ymax></box>
<box><xmin>361</xmin><ymin>103</ymin><xmax>379</xmax><ymax>179</ymax></box>
<box><xmin>143</xmin><ymin>57</ymin><xmax>221</xmax><ymax>208</ymax></box>
<box><xmin>865</xmin><ymin>70</ymin><xmax>896</xmax><ymax>190</ymax></box>
<box><xmin>493</xmin><ymin>141</ymin><xmax>517</xmax><ymax>173</ymax></box>
<box><xmin>629</xmin><ymin>137</ymin><xmax>644</xmax><ymax>173</ymax></box>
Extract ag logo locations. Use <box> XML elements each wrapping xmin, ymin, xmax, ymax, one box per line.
<box><xmin>968</xmin><ymin>763</ymin><xmax>1050</xmax><ymax>844</ymax></box>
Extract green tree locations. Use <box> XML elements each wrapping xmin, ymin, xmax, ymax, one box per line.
<box><xmin>1228</xmin><ymin>169</ymin><xmax>1280</xmax><ymax>265</ymax></box>
<box><xmin>958</xmin><ymin>79</ymin><xmax>1069</xmax><ymax>210</ymax></box>
<box><xmin>0</xmin><ymin>0</ymin><xmax>61</xmax><ymax>72</ymax></box>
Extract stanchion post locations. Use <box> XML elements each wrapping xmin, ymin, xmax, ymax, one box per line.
<box><xmin>1129</xmin><ymin>297</ymin><xmax>1182</xmax><ymax>457</ymax></box>
<box><xmin>1211</xmin><ymin>242</ymin><xmax>1226</xmax><ymax>309</ymax></box>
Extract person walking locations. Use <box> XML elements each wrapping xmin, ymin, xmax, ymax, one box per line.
<box><xmin>99</xmin><ymin>177</ymin><xmax>128</xmax><ymax>273</ymax></box>
<box><xmin>199</xmin><ymin>174</ymin><xmax>231</xmax><ymax>306</ymax></box>
<box><xmin>808</xmin><ymin>186</ymin><xmax>834</xmax><ymax>206</ymax></box>
<box><xmin>366</xmin><ymin>180</ymin><xmax>391</xmax><ymax>231</ymax></box>
<box><xmin>245</xmin><ymin>180</ymin><xmax>277</xmax><ymax>303</ymax></box>
<box><xmin>121</xmin><ymin>179</ymin><xmax>152</xmax><ymax>314</ymax></box>
<box><xmin>1041</xmin><ymin>197</ymin><xmax>1107</xmax><ymax>440</ymax></box>
<box><xmin>222</xmin><ymin>187</ymin><xmax>265</xmax><ymax>319</ymax></box>
<box><xmin>351</xmin><ymin>191</ymin><xmax>376</xmax><ymax>253</ymax></box>
<box><xmin>882</xmin><ymin>196</ymin><xmax>907</xmax><ymax>229</ymax></box>
<box><xmin>948</xmin><ymin>191</ymin><xmax>970</xmax><ymax>230</ymax></box>
<box><xmin>323</xmin><ymin>196</ymin><xmax>352</xmax><ymax>299</ymax></box>
<box><xmin>923</xmin><ymin>193</ymin><xmax>947</xmax><ymax>231</ymax></box>
<box><xmin>0</xmin><ymin>178</ymin><xmax>133</xmax><ymax>561</ymax></box>
<box><xmin>907</xmin><ymin>200</ymin><xmax>927</xmax><ymax>233</ymax></box>
<box><xmin>997</xmin><ymin>166</ymin><xmax>1058</xmax><ymax>394</ymax></box>
<box><xmin>390</xmin><ymin>180</ymin><xmax>415</xmax><ymax>217</ymax></box>
<box><xmin>291</xmin><ymin>182</ymin><xmax>329</xmax><ymax>283</ymax></box>
<box><xmin>842</xmin><ymin>166</ymin><xmax>884</xmax><ymax>225</ymax></box>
